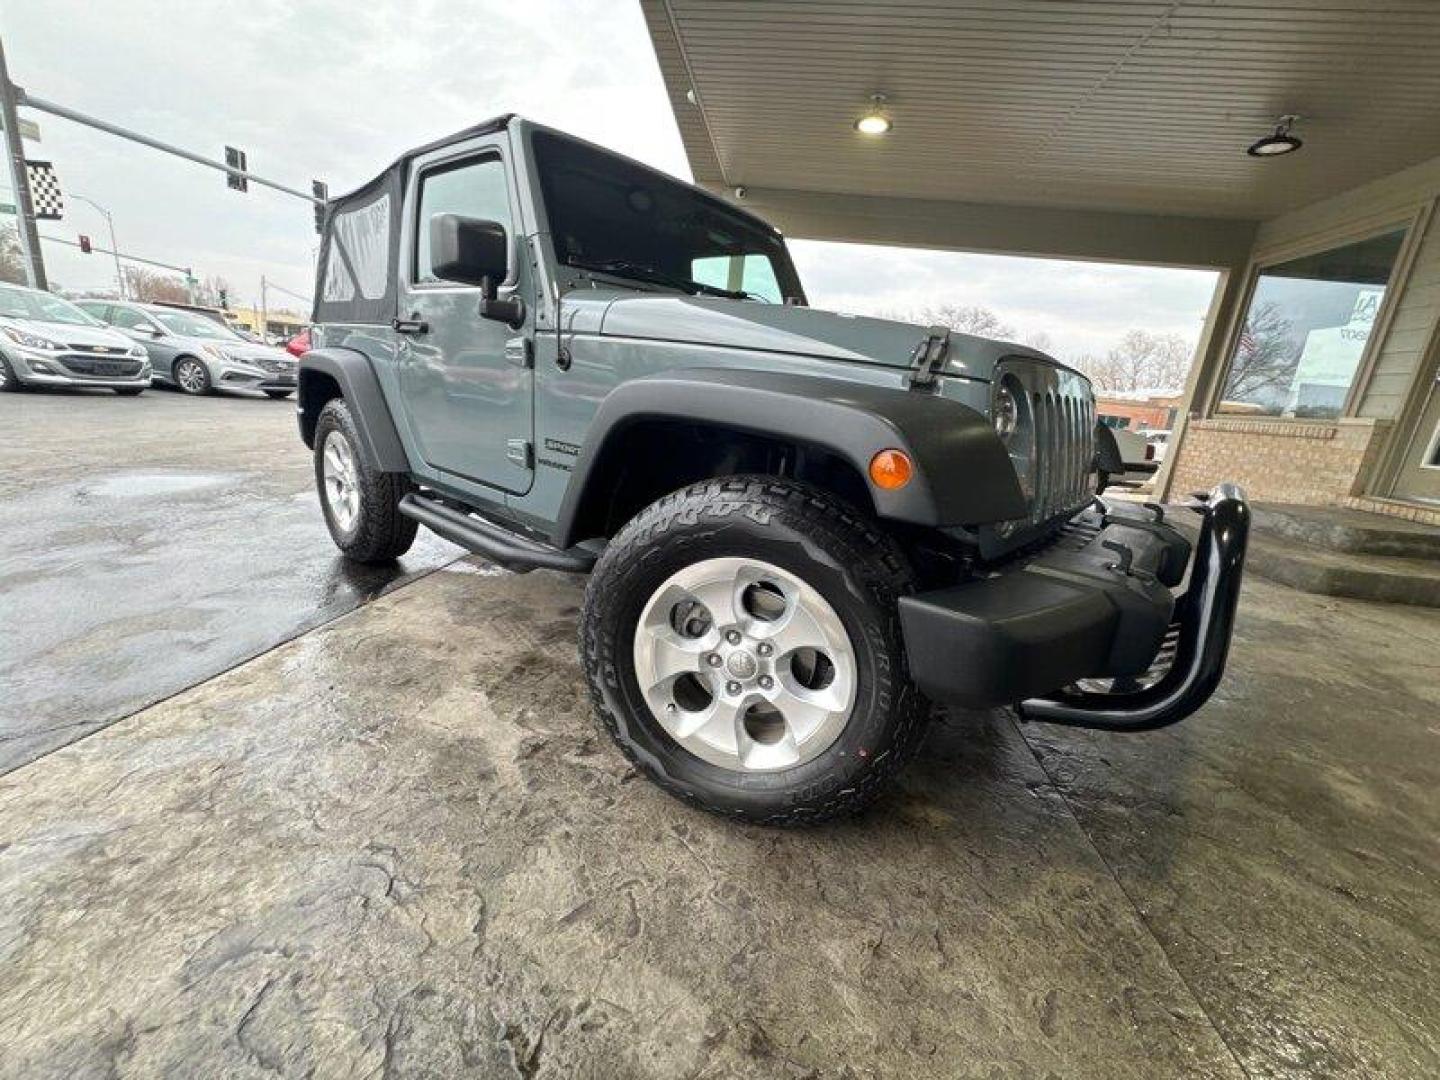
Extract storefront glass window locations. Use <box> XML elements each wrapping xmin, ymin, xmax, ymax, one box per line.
<box><xmin>1219</xmin><ymin>229</ymin><xmax>1407</xmax><ymax>418</ymax></box>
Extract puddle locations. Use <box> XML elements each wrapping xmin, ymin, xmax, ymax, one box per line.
<box><xmin>76</xmin><ymin>472</ymin><xmax>239</xmax><ymax>501</ymax></box>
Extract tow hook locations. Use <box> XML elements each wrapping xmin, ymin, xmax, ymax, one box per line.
<box><xmin>1102</xmin><ymin>539</ymin><xmax>1156</xmax><ymax>585</ymax></box>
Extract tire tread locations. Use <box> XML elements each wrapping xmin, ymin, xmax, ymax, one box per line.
<box><xmin>581</xmin><ymin>475</ymin><xmax>929</xmax><ymax>826</ymax></box>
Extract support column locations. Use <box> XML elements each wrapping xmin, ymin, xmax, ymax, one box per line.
<box><xmin>1154</xmin><ymin>264</ymin><xmax>1251</xmax><ymax>502</ymax></box>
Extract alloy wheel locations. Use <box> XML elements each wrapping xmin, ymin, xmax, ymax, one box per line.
<box><xmin>175</xmin><ymin>359</ymin><xmax>208</xmax><ymax>394</ymax></box>
<box><xmin>321</xmin><ymin>430</ymin><xmax>361</xmax><ymax>532</ymax></box>
<box><xmin>631</xmin><ymin>556</ymin><xmax>857</xmax><ymax>772</ymax></box>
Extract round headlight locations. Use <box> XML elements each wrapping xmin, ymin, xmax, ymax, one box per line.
<box><xmin>994</xmin><ymin>385</ymin><xmax>1019</xmax><ymax>441</ymax></box>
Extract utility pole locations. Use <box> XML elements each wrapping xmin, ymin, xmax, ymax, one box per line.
<box><xmin>0</xmin><ymin>35</ymin><xmax>45</xmax><ymax>289</ymax></box>
<box><xmin>259</xmin><ymin>274</ymin><xmax>267</xmax><ymax>342</ymax></box>
<box><xmin>70</xmin><ymin>193</ymin><xmax>124</xmax><ymax>298</ymax></box>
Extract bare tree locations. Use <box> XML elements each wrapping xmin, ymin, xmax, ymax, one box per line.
<box><xmin>1076</xmin><ymin>329</ymin><xmax>1194</xmax><ymax>392</ymax></box>
<box><xmin>1222</xmin><ymin>300</ymin><xmax>1298</xmax><ymax>404</ymax></box>
<box><xmin>887</xmin><ymin>303</ymin><xmax>1017</xmax><ymax>341</ymax></box>
<box><xmin>192</xmin><ymin>275</ymin><xmax>232</xmax><ymax>309</ymax></box>
<box><xmin>0</xmin><ymin>224</ymin><xmax>24</xmax><ymax>285</ymax></box>
<box><xmin>1021</xmin><ymin>329</ymin><xmax>1054</xmax><ymax>353</ymax></box>
<box><xmin>121</xmin><ymin>266</ymin><xmax>191</xmax><ymax>304</ymax></box>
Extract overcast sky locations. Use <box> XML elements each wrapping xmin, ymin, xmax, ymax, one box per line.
<box><xmin>4</xmin><ymin>0</ymin><xmax>1216</xmax><ymax>359</ymax></box>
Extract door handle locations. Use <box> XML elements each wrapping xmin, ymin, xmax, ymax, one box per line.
<box><xmin>392</xmin><ymin>316</ymin><xmax>429</xmax><ymax>335</ymax></box>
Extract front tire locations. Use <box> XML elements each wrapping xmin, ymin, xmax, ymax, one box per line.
<box><xmin>173</xmin><ymin>356</ymin><xmax>212</xmax><ymax>395</ymax></box>
<box><xmin>0</xmin><ymin>354</ymin><xmax>21</xmax><ymax>392</ymax></box>
<box><xmin>581</xmin><ymin>476</ymin><xmax>929</xmax><ymax>825</ymax></box>
<box><xmin>313</xmin><ymin>397</ymin><xmax>417</xmax><ymax>563</ymax></box>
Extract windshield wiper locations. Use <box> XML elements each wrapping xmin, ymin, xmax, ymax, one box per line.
<box><xmin>565</xmin><ymin>257</ymin><xmax>754</xmax><ymax>300</ymax></box>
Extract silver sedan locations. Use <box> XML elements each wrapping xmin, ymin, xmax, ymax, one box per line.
<box><xmin>77</xmin><ymin>300</ymin><xmax>298</xmax><ymax>398</ymax></box>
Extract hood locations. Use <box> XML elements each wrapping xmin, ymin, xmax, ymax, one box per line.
<box><xmin>0</xmin><ymin>316</ymin><xmax>136</xmax><ymax>351</ymax></box>
<box><xmin>591</xmin><ymin>293</ymin><xmax>1062</xmax><ymax>382</ymax></box>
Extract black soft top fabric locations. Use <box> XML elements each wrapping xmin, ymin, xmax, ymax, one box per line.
<box><xmin>313</xmin><ymin>114</ymin><xmax>514</xmax><ymax>325</ymax></box>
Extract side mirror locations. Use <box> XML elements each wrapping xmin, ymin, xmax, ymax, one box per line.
<box><xmin>429</xmin><ymin>212</ymin><xmax>525</xmax><ymax>328</ymax></box>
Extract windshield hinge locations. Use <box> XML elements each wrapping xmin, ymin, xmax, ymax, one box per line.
<box><xmin>908</xmin><ymin>326</ymin><xmax>950</xmax><ymax>391</ymax></box>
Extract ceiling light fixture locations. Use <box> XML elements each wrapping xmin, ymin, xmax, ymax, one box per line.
<box><xmin>1248</xmin><ymin>114</ymin><xmax>1303</xmax><ymax>157</ymax></box>
<box><xmin>855</xmin><ymin>94</ymin><xmax>892</xmax><ymax>135</ymax></box>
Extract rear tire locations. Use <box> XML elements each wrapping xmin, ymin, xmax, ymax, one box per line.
<box><xmin>581</xmin><ymin>476</ymin><xmax>929</xmax><ymax>825</ymax></box>
<box><xmin>313</xmin><ymin>397</ymin><xmax>418</xmax><ymax>563</ymax></box>
<box><xmin>264</xmin><ymin>389</ymin><xmax>293</xmax><ymax>400</ymax></box>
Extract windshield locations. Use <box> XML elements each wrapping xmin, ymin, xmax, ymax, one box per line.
<box><xmin>0</xmin><ymin>284</ymin><xmax>101</xmax><ymax>326</ymax></box>
<box><xmin>150</xmin><ymin>310</ymin><xmax>242</xmax><ymax>340</ymax></box>
<box><xmin>532</xmin><ymin>130</ymin><xmax>805</xmax><ymax>304</ymax></box>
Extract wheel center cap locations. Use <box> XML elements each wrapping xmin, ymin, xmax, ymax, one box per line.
<box><xmin>725</xmin><ymin>650</ymin><xmax>758</xmax><ymax>680</ymax></box>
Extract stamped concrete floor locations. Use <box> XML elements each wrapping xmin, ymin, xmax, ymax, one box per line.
<box><xmin>1</xmin><ymin>559</ymin><xmax>1436</xmax><ymax>1078</ymax></box>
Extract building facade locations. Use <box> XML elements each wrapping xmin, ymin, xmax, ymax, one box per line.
<box><xmin>641</xmin><ymin>1</ymin><xmax>1440</xmax><ymax>524</ymax></box>
<box><xmin>1168</xmin><ymin>156</ymin><xmax>1440</xmax><ymax>520</ymax></box>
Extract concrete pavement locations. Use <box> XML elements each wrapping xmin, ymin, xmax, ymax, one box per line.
<box><xmin>1</xmin><ymin>562</ymin><xmax>1436</xmax><ymax>1077</ymax></box>
<box><xmin>0</xmin><ymin>388</ymin><xmax>457</xmax><ymax>773</ymax></box>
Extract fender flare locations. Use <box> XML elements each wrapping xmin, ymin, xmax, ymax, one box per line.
<box><xmin>297</xmin><ymin>347</ymin><xmax>409</xmax><ymax>472</ymax></box>
<box><xmin>552</xmin><ymin>367</ymin><xmax>1027</xmax><ymax>547</ymax></box>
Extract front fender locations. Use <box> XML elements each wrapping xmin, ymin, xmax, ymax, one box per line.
<box><xmin>553</xmin><ymin>368</ymin><xmax>1026</xmax><ymax>547</ymax></box>
<box><xmin>297</xmin><ymin>347</ymin><xmax>409</xmax><ymax>472</ymax></box>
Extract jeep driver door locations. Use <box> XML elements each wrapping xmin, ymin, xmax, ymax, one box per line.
<box><xmin>396</xmin><ymin>141</ymin><xmax>534</xmax><ymax>495</ymax></box>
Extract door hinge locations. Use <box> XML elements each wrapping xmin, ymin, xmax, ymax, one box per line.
<box><xmin>505</xmin><ymin>439</ymin><xmax>533</xmax><ymax>469</ymax></box>
<box><xmin>504</xmin><ymin>336</ymin><xmax>533</xmax><ymax>368</ymax></box>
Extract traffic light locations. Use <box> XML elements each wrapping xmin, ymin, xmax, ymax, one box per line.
<box><xmin>78</xmin><ymin>234</ymin><xmax>91</xmax><ymax>254</ymax></box>
<box><xmin>224</xmin><ymin>146</ymin><xmax>248</xmax><ymax>192</ymax></box>
<box><xmin>312</xmin><ymin>180</ymin><xmax>328</xmax><ymax>235</ymax></box>
<box><xmin>218</xmin><ymin>288</ymin><xmax>228</xmax><ymax>310</ymax></box>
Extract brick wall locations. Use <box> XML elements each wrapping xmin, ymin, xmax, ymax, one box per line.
<box><xmin>1169</xmin><ymin>417</ymin><xmax>1391</xmax><ymax>504</ymax></box>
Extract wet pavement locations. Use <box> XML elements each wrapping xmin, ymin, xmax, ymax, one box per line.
<box><xmin>1</xmin><ymin>547</ymin><xmax>1437</xmax><ymax>1076</ymax></box>
<box><xmin>0</xmin><ymin>387</ymin><xmax>458</xmax><ymax>773</ymax></box>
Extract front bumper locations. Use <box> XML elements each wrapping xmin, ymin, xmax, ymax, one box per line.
<box><xmin>7</xmin><ymin>345</ymin><xmax>151</xmax><ymax>390</ymax></box>
<box><xmin>214</xmin><ymin>361</ymin><xmax>297</xmax><ymax>392</ymax></box>
<box><xmin>900</xmin><ymin>483</ymin><xmax>1249</xmax><ymax>731</ymax></box>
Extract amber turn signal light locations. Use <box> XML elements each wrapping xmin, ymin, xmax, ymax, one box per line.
<box><xmin>868</xmin><ymin>449</ymin><xmax>913</xmax><ymax>490</ymax></box>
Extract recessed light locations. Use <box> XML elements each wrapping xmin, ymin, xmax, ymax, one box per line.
<box><xmin>855</xmin><ymin>94</ymin><xmax>892</xmax><ymax>135</ymax></box>
<box><xmin>1248</xmin><ymin>114</ymin><xmax>1302</xmax><ymax>157</ymax></box>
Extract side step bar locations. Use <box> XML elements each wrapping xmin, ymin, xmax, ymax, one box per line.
<box><xmin>399</xmin><ymin>493</ymin><xmax>598</xmax><ymax>574</ymax></box>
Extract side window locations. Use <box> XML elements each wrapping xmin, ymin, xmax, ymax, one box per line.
<box><xmin>110</xmin><ymin>308</ymin><xmax>157</xmax><ymax>331</ymax></box>
<box><xmin>414</xmin><ymin>155</ymin><xmax>512</xmax><ymax>284</ymax></box>
<box><xmin>690</xmin><ymin>254</ymin><xmax>782</xmax><ymax>302</ymax></box>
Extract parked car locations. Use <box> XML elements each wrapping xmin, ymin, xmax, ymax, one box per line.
<box><xmin>284</xmin><ymin>327</ymin><xmax>312</xmax><ymax>357</ymax></box>
<box><xmin>1145</xmin><ymin>429</ymin><xmax>1172</xmax><ymax>462</ymax></box>
<box><xmin>299</xmin><ymin>115</ymin><xmax>1249</xmax><ymax>824</ymax></box>
<box><xmin>77</xmin><ymin>300</ymin><xmax>298</xmax><ymax>399</ymax></box>
<box><xmin>0</xmin><ymin>282</ymin><xmax>150</xmax><ymax>394</ymax></box>
<box><xmin>1098</xmin><ymin>414</ymin><xmax>1159</xmax><ymax>486</ymax></box>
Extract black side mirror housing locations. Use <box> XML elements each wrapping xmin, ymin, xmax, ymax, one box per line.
<box><xmin>428</xmin><ymin>213</ymin><xmax>525</xmax><ymax>328</ymax></box>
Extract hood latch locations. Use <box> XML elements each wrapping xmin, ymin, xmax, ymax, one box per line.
<box><xmin>907</xmin><ymin>325</ymin><xmax>950</xmax><ymax>391</ymax></box>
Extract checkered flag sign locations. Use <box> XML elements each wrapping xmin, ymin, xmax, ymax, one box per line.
<box><xmin>25</xmin><ymin>160</ymin><xmax>63</xmax><ymax>220</ymax></box>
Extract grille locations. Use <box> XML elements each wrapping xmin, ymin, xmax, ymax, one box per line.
<box><xmin>995</xmin><ymin>358</ymin><xmax>1095</xmax><ymax>528</ymax></box>
<box><xmin>66</xmin><ymin>343</ymin><xmax>130</xmax><ymax>355</ymax></box>
<box><xmin>59</xmin><ymin>357</ymin><xmax>144</xmax><ymax>377</ymax></box>
<box><xmin>250</xmin><ymin>355</ymin><xmax>292</xmax><ymax>374</ymax></box>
